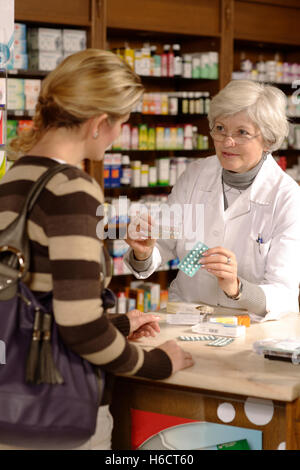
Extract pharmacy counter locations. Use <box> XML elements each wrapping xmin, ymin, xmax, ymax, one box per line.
<box><xmin>111</xmin><ymin>312</ymin><xmax>300</xmax><ymax>450</ymax></box>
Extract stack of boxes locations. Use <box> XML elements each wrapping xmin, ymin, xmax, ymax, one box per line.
<box><xmin>7</xmin><ymin>78</ymin><xmax>41</xmax><ymax>113</ymax></box>
<box><xmin>7</xmin><ymin>25</ymin><xmax>87</xmax><ymax>72</ymax></box>
<box><xmin>28</xmin><ymin>28</ymin><xmax>63</xmax><ymax>71</ymax></box>
<box><xmin>7</xmin><ymin>23</ymin><xmax>28</xmax><ymax>70</ymax></box>
<box><xmin>27</xmin><ymin>27</ymin><xmax>87</xmax><ymax>71</ymax></box>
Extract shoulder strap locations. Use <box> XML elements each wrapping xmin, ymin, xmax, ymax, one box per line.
<box><xmin>0</xmin><ymin>163</ymin><xmax>71</xmax><ymax>276</ymax></box>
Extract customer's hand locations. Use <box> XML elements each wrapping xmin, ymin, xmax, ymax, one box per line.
<box><xmin>127</xmin><ymin>309</ymin><xmax>161</xmax><ymax>341</ymax></box>
<box><xmin>158</xmin><ymin>340</ymin><xmax>194</xmax><ymax>374</ymax></box>
<box><xmin>126</xmin><ymin>213</ymin><xmax>156</xmax><ymax>261</ymax></box>
<box><xmin>199</xmin><ymin>246</ymin><xmax>239</xmax><ymax>297</ymax></box>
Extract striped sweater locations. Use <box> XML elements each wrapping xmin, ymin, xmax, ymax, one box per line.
<box><xmin>0</xmin><ymin>156</ymin><xmax>172</xmax><ymax>380</ymax></box>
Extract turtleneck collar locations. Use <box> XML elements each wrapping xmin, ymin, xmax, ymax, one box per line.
<box><xmin>222</xmin><ymin>152</ymin><xmax>268</xmax><ymax>190</ymax></box>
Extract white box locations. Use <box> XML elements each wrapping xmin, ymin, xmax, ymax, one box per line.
<box><xmin>24</xmin><ymin>79</ymin><xmax>41</xmax><ymax>95</ymax></box>
<box><xmin>12</xmin><ymin>53</ymin><xmax>28</xmax><ymax>70</ymax></box>
<box><xmin>62</xmin><ymin>29</ymin><xmax>86</xmax><ymax>52</ymax></box>
<box><xmin>25</xmin><ymin>94</ymin><xmax>39</xmax><ymax>111</ymax></box>
<box><xmin>0</xmin><ymin>78</ymin><xmax>6</xmax><ymax>106</ymax></box>
<box><xmin>14</xmin><ymin>39</ymin><xmax>27</xmax><ymax>54</ymax></box>
<box><xmin>191</xmin><ymin>322</ymin><xmax>245</xmax><ymax>337</ymax></box>
<box><xmin>8</xmin><ymin>78</ymin><xmax>24</xmax><ymax>94</ymax></box>
<box><xmin>29</xmin><ymin>51</ymin><xmax>63</xmax><ymax>71</ymax></box>
<box><xmin>7</xmin><ymin>93</ymin><xmax>25</xmax><ymax>111</ymax></box>
<box><xmin>27</xmin><ymin>28</ymin><xmax>62</xmax><ymax>52</ymax></box>
<box><xmin>14</xmin><ymin>23</ymin><xmax>27</xmax><ymax>41</ymax></box>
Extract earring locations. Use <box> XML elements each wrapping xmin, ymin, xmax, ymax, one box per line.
<box><xmin>93</xmin><ymin>131</ymin><xmax>99</xmax><ymax>139</ymax></box>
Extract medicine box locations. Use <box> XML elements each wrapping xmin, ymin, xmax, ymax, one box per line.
<box><xmin>62</xmin><ymin>29</ymin><xmax>87</xmax><ymax>52</ymax></box>
<box><xmin>27</xmin><ymin>28</ymin><xmax>62</xmax><ymax>52</ymax></box>
<box><xmin>7</xmin><ymin>93</ymin><xmax>25</xmax><ymax>111</ymax></box>
<box><xmin>14</xmin><ymin>39</ymin><xmax>27</xmax><ymax>55</ymax></box>
<box><xmin>14</xmin><ymin>23</ymin><xmax>27</xmax><ymax>41</ymax></box>
<box><xmin>7</xmin><ymin>53</ymin><xmax>28</xmax><ymax>70</ymax></box>
<box><xmin>0</xmin><ymin>78</ymin><xmax>6</xmax><ymax>106</ymax></box>
<box><xmin>29</xmin><ymin>52</ymin><xmax>63</xmax><ymax>71</ymax></box>
<box><xmin>192</xmin><ymin>322</ymin><xmax>245</xmax><ymax>338</ymax></box>
<box><xmin>24</xmin><ymin>79</ymin><xmax>41</xmax><ymax>95</ymax></box>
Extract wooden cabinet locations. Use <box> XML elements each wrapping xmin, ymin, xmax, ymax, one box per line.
<box><xmin>234</xmin><ymin>0</ymin><xmax>300</xmax><ymax>45</ymax></box>
<box><xmin>11</xmin><ymin>0</ymin><xmax>300</xmax><ymax>296</ymax></box>
<box><xmin>15</xmin><ymin>0</ymin><xmax>92</xmax><ymax>27</ymax></box>
<box><xmin>107</xmin><ymin>0</ymin><xmax>221</xmax><ymax>37</ymax></box>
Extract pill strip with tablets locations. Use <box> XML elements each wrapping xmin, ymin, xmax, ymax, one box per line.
<box><xmin>178</xmin><ymin>241</ymin><xmax>209</xmax><ymax>277</ymax></box>
<box><xmin>206</xmin><ymin>337</ymin><xmax>235</xmax><ymax>347</ymax></box>
<box><xmin>178</xmin><ymin>335</ymin><xmax>218</xmax><ymax>341</ymax></box>
<box><xmin>178</xmin><ymin>335</ymin><xmax>235</xmax><ymax>347</ymax></box>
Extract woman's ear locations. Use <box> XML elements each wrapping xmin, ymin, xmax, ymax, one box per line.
<box><xmin>89</xmin><ymin>114</ymin><xmax>108</xmax><ymax>140</ymax></box>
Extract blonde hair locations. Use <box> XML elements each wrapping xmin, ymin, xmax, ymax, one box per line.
<box><xmin>208</xmin><ymin>80</ymin><xmax>289</xmax><ymax>152</ymax></box>
<box><xmin>10</xmin><ymin>49</ymin><xmax>144</xmax><ymax>154</ymax></box>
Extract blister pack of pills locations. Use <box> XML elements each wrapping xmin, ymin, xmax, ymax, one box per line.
<box><xmin>178</xmin><ymin>335</ymin><xmax>235</xmax><ymax>347</ymax></box>
<box><xmin>178</xmin><ymin>335</ymin><xmax>218</xmax><ymax>341</ymax></box>
<box><xmin>178</xmin><ymin>241</ymin><xmax>209</xmax><ymax>277</ymax></box>
<box><xmin>206</xmin><ymin>337</ymin><xmax>235</xmax><ymax>347</ymax></box>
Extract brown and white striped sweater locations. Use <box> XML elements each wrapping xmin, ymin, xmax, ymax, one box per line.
<box><xmin>0</xmin><ymin>156</ymin><xmax>172</xmax><ymax>380</ymax></box>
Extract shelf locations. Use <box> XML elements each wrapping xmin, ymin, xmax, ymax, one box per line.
<box><xmin>108</xmin><ymin>149</ymin><xmax>213</xmax><ymax>154</ymax></box>
<box><xmin>112</xmin><ymin>269</ymin><xmax>178</xmax><ymax>277</ymax></box>
<box><xmin>7</xmin><ymin>110</ymin><xmax>35</xmax><ymax>119</ymax></box>
<box><xmin>105</xmin><ymin>185</ymin><xmax>172</xmax><ymax>194</ymax></box>
<box><xmin>132</xmin><ymin>113</ymin><xmax>208</xmax><ymax>118</ymax></box>
<box><xmin>8</xmin><ymin>69</ymin><xmax>48</xmax><ymax>78</ymax></box>
<box><xmin>139</xmin><ymin>76</ymin><xmax>218</xmax><ymax>82</ymax></box>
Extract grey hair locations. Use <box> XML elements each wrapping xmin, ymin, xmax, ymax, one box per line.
<box><xmin>208</xmin><ymin>80</ymin><xmax>289</xmax><ymax>152</ymax></box>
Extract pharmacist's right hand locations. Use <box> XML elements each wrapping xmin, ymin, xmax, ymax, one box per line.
<box><xmin>126</xmin><ymin>213</ymin><xmax>156</xmax><ymax>260</ymax></box>
<box><xmin>158</xmin><ymin>340</ymin><xmax>194</xmax><ymax>374</ymax></box>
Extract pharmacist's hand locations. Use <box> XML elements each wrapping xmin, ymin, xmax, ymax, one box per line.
<box><xmin>126</xmin><ymin>213</ymin><xmax>156</xmax><ymax>261</ymax></box>
<box><xmin>199</xmin><ymin>246</ymin><xmax>239</xmax><ymax>297</ymax></box>
<box><xmin>158</xmin><ymin>340</ymin><xmax>194</xmax><ymax>374</ymax></box>
<box><xmin>127</xmin><ymin>309</ymin><xmax>161</xmax><ymax>341</ymax></box>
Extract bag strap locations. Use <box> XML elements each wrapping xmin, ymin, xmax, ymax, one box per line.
<box><xmin>0</xmin><ymin>163</ymin><xmax>71</xmax><ymax>277</ymax></box>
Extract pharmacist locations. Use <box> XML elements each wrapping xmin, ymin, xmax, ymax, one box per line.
<box><xmin>124</xmin><ymin>80</ymin><xmax>300</xmax><ymax>319</ymax></box>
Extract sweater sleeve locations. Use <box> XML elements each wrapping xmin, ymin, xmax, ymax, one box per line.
<box><xmin>46</xmin><ymin>171</ymin><xmax>172</xmax><ymax>379</ymax></box>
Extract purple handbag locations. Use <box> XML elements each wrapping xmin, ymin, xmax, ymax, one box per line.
<box><xmin>0</xmin><ymin>165</ymin><xmax>102</xmax><ymax>449</ymax></box>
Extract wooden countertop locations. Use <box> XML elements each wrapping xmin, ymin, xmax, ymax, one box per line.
<box><xmin>132</xmin><ymin>312</ymin><xmax>300</xmax><ymax>402</ymax></box>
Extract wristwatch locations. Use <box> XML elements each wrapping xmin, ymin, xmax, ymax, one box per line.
<box><xmin>224</xmin><ymin>279</ymin><xmax>243</xmax><ymax>300</ymax></box>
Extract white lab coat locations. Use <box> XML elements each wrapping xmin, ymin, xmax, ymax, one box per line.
<box><xmin>124</xmin><ymin>154</ymin><xmax>300</xmax><ymax>317</ymax></box>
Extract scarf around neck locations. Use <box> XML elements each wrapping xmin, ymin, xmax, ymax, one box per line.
<box><xmin>221</xmin><ymin>152</ymin><xmax>268</xmax><ymax>210</ymax></box>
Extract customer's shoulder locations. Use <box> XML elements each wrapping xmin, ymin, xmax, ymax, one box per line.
<box><xmin>10</xmin><ymin>156</ymin><xmax>103</xmax><ymax>202</ymax></box>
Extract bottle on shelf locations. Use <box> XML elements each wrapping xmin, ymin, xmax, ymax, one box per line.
<box><xmin>117</xmin><ymin>292</ymin><xmax>127</xmax><ymax>314</ymax></box>
<box><xmin>168</xmin><ymin>44</ymin><xmax>174</xmax><ymax>77</ymax></box>
<box><xmin>120</xmin><ymin>155</ymin><xmax>131</xmax><ymax>187</ymax></box>
<box><xmin>161</xmin><ymin>44</ymin><xmax>170</xmax><ymax>77</ymax></box>
<box><xmin>173</xmin><ymin>44</ymin><xmax>182</xmax><ymax>77</ymax></box>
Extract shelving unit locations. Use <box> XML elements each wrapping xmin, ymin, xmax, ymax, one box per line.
<box><xmin>104</xmin><ymin>24</ymin><xmax>222</xmax><ymax>293</ymax></box>
<box><xmin>6</xmin><ymin>0</ymin><xmax>300</xmax><ymax>304</ymax></box>
<box><xmin>233</xmin><ymin>0</ymin><xmax>300</xmax><ymax>172</ymax></box>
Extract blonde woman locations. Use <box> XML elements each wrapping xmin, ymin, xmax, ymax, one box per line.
<box><xmin>0</xmin><ymin>49</ymin><xmax>193</xmax><ymax>450</ymax></box>
<box><xmin>126</xmin><ymin>80</ymin><xmax>300</xmax><ymax>320</ymax></box>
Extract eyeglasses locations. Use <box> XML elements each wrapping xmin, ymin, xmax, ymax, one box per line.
<box><xmin>210</xmin><ymin>126</ymin><xmax>261</xmax><ymax>145</ymax></box>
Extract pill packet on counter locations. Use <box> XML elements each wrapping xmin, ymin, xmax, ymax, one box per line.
<box><xmin>192</xmin><ymin>322</ymin><xmax>246</xmax><ymax>338</ymax></box>
<box><xmin>253</xmin><ymin>338</ymin><xmax>300</xmax><ymax>364</ymax></box>
<box><xmin>178</xmin><ymin>241</ymin><xmax>209</xmax><ymax>277</ymax></box>
<box><xmin>178</xmin><ymin>335</ymin><xmax>218</xmax><ymax>341</ymax></box>
<box><xmin>178</xmin><ymin>335</ymin><xmax>235</xmax><ymax>347</ymax></box>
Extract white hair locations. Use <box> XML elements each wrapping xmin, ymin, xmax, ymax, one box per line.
<box><xmin>208</xmin><ymin>80</ymin><xmax>289</xmax><ymax>152</ymax></box>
